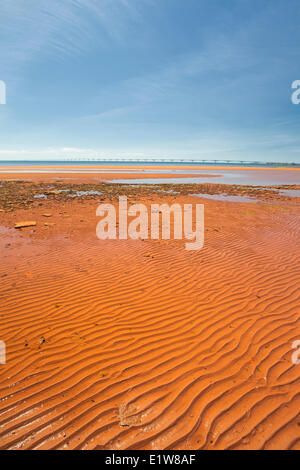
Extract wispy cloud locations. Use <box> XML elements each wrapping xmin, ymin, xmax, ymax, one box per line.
<box><xmin>86</xmin><ymin>31</ymin><xmax>277</xmax><ymax>115</ymax></box>
<box><xmin>81</xmin><ymin>105</ymin><xmax>139</xmax><ymax>121</ymax></box>
<box><xmin>0</xmin><ymin>0</ymin><xmax>148</xmax><ymax>70</ymax></box>
<box><xmin>0</xmin><ymin>147</ymin><xmax>161</xmax><ymax>160</ymax></box>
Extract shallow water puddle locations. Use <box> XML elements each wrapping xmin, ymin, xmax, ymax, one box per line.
<box><xmin>278</xmin><ymin>189</ymin><xmax>300</xmax><ymax>197</ymax></box>
<box><xmin>68</xmin><ymin>190</ymin><xmax>102</xmax><ymax>197</ymax></box>
<box><xmin>190</xmin><ymin>193</ymin><xmax>260</xmax><ymax>203</ymax></box>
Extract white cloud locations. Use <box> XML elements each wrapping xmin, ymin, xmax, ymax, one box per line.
<box><xmin>1</xmin><ymin>128</ymin><xmax>300</xmax><ymax>162</ymax></box>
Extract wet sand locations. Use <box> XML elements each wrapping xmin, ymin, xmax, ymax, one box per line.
<box><xmin>0</xmin><ymin>168</ymin><xmax>300</xmax><ymax>450</ymax></box>
<box><xmin>0</xmin><ymin>164</ymin><xmax>299</xmax><ymax>186</ymax></box>
<box><xmin>0</xmin><ymin>172</ymin><xmax>220</xmax><ymax>185</ymax></box>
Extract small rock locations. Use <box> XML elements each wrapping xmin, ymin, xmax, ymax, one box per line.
<box><xmin>15</xmin><ymin>221</ymin><xmax>37</xmax><ymax>229</ymax></box>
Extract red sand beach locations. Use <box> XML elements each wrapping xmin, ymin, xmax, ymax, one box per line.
<box><xmin>0</xmin><ymin>166</ymin><xmax>300</xmax><ymax>450</ymax></box>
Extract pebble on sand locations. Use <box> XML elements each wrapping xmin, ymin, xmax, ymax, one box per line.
<box><xmin>15</xmin><ymin>221</ymin><xmax>37</xmax><ymax>229</ymax></box>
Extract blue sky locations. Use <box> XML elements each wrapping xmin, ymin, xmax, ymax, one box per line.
<box><xmin>0</xmin><ymin>0</ymin><xmax>300</xmax><ymax>162</ymax></box>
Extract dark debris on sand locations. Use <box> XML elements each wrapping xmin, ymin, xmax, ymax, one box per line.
<box><xmin>0</xmin><ymin>180</ymin><xmax>299</xmax><ymax>212</ymax></box>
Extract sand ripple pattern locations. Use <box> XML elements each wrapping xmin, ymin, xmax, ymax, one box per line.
<box><xmin>0</xmin><ymin>206</ymin><xmax>300</xmax><ymax>450</ymax></box>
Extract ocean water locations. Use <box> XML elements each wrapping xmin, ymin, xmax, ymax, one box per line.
<box><xmin>0</xmin><ymin>160</ymin><xmax>299</xmax><ymax>186</ymax></box>
<box><xmin>111</xmin><ymin>169</ymin><xmax>300</xmax><ymax>186</ymax></box>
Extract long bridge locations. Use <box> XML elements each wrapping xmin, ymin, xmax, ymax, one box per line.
<box><xmin>61</xmin><ymin>158</ymin><xmax>293</xmax><ymax>165</ymax></box>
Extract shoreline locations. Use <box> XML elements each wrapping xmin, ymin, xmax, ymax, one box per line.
<box><xmin>0</xmin><ymin>165</ymin><xmax>299</xmax><ymax>187</ymax></box>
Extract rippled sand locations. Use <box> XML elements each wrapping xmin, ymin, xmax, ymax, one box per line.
<box><xmin>0</xmin><ymin>179</ymin><xmax>300</xmax><ymax>450</ymax></box>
